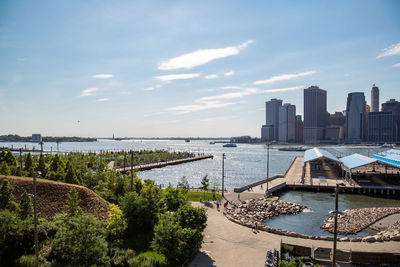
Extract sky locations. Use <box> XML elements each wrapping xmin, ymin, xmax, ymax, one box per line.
<box><xmin>0</xmin><ymin>0</ymin><xmax>399</xmax><ymax>138</ymax></box>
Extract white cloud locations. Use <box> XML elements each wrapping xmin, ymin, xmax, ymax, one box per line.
<box><xmin>167</xmin><ymin>100</ymin><xmax>237</xmax><ymax>115</ymax></box>
<box><xmin>155</xmin><ymin>73</ymin><xmax>201</xmax><ymax>81</ymax></box>
<box><xmin>377</xmin><ymin>43</ymin><xmax>400</xmax><ymax>58</ymax></box>
<box><xmin>91</xmin><ymin>74</ymin><xmax>113</xmax><ymax>79</ymax></box>
<box><xmin>155</xmin><ymin>84</ymin><xmax>163</xmax><ymax>88</ymax></box>
<box><xmin>80</xmin><ymin>87</ymin><xmax>98</xmax><ymax>97</ymax></box>
<box><xmin>158</xmin><ymin>40</ymin><xmax>254</xmax><ymax>70</ymax></box>
<box><xmin>199</xmin><ymin>87</ymin><xmax>260</xmax><ymax>101</ymax></box>
<box><xmin>224</xmin><ymin>71</ymin><xmax>235</xmax><ymax>76</ymax></box>
<box><xmin>261</xmin><ymin>85</ymin><xmax>304</xmax><ymax>93</ymax></box>
<box><xmin>392</xmin><ymin>63</ymin><xmax>400</xmax><ymax>68</ymax></box>
<box><xmin>96</xmin><ymin>98</ymin><xmax>110</xmax><ymax>102</ymax></box>
<box><xmin>253</xmin><ymin>71</ymin><xmax>316</xmax><ymax>85</ymax></box>
<box><xmin>142</xmin><ymin>87</ymin><xmax>155</xmax><ymax>91</ymax></box>
<box><xmin>120</xmin><ymin>91</ymin><xmax>130</xmax><ymax>95</ymax></box>
<box><xmin>205</xmin><ymin>74</ymin><xmax>219</xmax><ymax>79</ymax></box>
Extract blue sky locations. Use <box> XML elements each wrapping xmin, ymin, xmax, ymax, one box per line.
<box><xmin>0</xmin><ymin>0</ymin><xmax>399</xmax><ymax>138</ymax></box>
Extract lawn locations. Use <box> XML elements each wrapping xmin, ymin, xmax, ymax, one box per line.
<box><xmin>186</xmin><ymin>191</ymin><xmax>222</xmax><ymax>202</ymax></box>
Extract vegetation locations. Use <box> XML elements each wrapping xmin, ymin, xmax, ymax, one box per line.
<box><xmin>0</xmin><ymin>163</ymin><xmax>208</xmax><ymax>267</ymax></box>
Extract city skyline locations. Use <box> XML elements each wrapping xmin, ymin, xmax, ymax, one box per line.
<box><xmin>1</xmin><ymin>1</ymin><xmax>400</xmax><ymax>138</ymax></box>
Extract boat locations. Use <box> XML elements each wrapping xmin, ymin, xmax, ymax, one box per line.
<box><xmin>223</xmin><ymin>143</ymin><xmax>237</xmax><ymax>147</ymax></box>
<box><xmin>185</xmin><ymin>139</ymin><xmax>190</xmax><ymax>143</ymax></box>
<box><xmin>278</xmin><ymin>146</ymin><xmax>306</xmax><ymax>151</ymax></box>
<box><xmin>381</xmin><ymin>143</ymin><xmax>393</xmax><ymax>148</ymax></box>
<box><xmin>209</xmin><ymin>141</ymin><xmax>215</xmax><ymax>144</ymax></box>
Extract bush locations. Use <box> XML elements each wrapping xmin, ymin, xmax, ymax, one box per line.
<box><xmin>106</xmin><ymin>204</ymin><xmax>127</xmax><ymax>241</ymax></box>
<box><xmin>162</xmin><ymin>185</ymin><xmax>186</xmax><ymax>211</ymax></box>
<box><xmin>51</xmin><ymin>213</ymin><xmax>110</xmax><ymax>266</ymax></box>
<box><xmin>175</xmin><ymin>204</ymin><xmax>207</xmax><ymax>232</ymax></box>
<box><xmin>152</xmin><ymin>213</ymin><xmax>203</xmax><ymax>266</ymax></box>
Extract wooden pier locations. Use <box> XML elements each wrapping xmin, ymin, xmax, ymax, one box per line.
<box><xmin>115</xmin><ymin>154</ymin><xmax>214</xmax><ymax>172</ymax></box>
<box><xmin>234</xmin><ymin>157</ymin><xmax>400</xmax><ymax>197</ymax></box>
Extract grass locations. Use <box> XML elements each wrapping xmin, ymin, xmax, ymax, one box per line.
<box><xmin>186</xmin><ymin>191</ymin><xmax>222</xmax><ymax>202</ymax></box>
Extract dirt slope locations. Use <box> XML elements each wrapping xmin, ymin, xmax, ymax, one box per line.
<box><xmin>0</xmin><ymin>175</ymin><xmax>110</xmax><ymax>220</ymax></box>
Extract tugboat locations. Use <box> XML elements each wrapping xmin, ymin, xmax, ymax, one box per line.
<box><xmin>223</xmin><ymin>143</ymin><xmax>237</xmax><ymax>147</ymax></box>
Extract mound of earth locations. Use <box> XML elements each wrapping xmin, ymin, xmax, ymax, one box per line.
<box><xmin>0</xmin><ymin>175</ymin><xmax>110</xmax><ymax>220</ymax></box>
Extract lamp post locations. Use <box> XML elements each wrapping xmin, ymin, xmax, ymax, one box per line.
<box><xmin>32</xmin><ymin>173</ymin><xmax>39</xmax><ymax>267</ymax></box>
<box><xmin>266</xmin><ymin>142</ymin><xmax>270</xmax><ymax>195</ymax></box>
<box><xmin>222</xmin><ymin>153</ymin><xmax>225</xmax><ymax>197</ymax></box>
<box><xmin>331</xmin><ymin>182</ymin><xmax>345</xmax><ymax>267</ymax></box>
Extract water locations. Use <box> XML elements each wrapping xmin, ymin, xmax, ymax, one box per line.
<box><xmin>1</xmin><ymin>140</ymin><xmax>389</xmax><ymax>189</ymax></box>
<box><xmin>2</xmin><ymin>140</ymin><xmax>398</xmax><ymax>236</ymax></box>
<box><xmin>264</xmin><ymin>191</ymin><xmax>400</xmax><ymax>237</ymax></box>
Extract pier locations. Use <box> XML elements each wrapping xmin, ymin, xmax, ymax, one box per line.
<box><xmin>115</xmin><ymin>154</ymin><xmax>214</xmax><ymax>172</ymax></box>
<box><xmin>234</xmin><ymin>156</ymin><xmax>400</xmax><ymax>196</ymax></box>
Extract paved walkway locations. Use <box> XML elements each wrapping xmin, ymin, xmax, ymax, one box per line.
<box><xmin>189</xmin><ymin>194</ymin><xmax>400</xmax><ymax>267</ymax></box>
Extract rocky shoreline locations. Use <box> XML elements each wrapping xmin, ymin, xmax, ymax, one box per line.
<box><xmin>223</xmin><ymin>198</ymin><xmax>400</xmax><ymax>242</ymax></box>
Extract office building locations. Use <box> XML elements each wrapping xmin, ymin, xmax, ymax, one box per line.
<box><xmin>261</xmin><ymin>98</ymin><xmax>282</xmax><ymax>141</ymax></box>
<box><xmin>303</xmin><ymin>86</ymin><xmax>328</xmax><ymax>143</ymax></box>
<box><xmin>346</xmin><ymin>92</ymin><xmax>366</xmax><ymax>142</ymax></box>
<box><xmin>367</xmin><ymin>112</ymin><xmax>394</xmax><ymax>142</ymax></box>
<box><xmin>382</xmin><ymin>99</ymin><xmax>400</xmax><ymax>141</ymax></box>
<box><xmin>278</xmin><ymin>103</ymin><xmax>296</xmax><ymax>142</ymax></box>
<box><xmin>31</xmin><ymin>134</ymin><xmax>42</xmax><ymax>143</ymax></box>
<box><xmin>295</xmin><ymin>115</ymin><xmax>304</xmax><ymax>143</ymax></box>
<box><xmin>371</xmin><ymin>84</ymin><xmax>379</xmax><ymax>112</ymax></box>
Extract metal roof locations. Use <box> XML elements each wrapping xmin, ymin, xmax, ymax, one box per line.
<box><xmin>339</xmin><ymin>153</ymin><xmax>377</xmax><ymax>170</ymax></box>
<box><xmin>379</xmin><ymin>149</ymin><xmax>400</xmax><ymax>156</ymax></box>
<box><xmin>373</xmin><ymin>154</ymin><xmax>400</xmax><ymax>169</ymax></box>
<box><xmin>303</xmin><ymin>147</ymin><xmax>340</xmax><ymax>164</ymax></box>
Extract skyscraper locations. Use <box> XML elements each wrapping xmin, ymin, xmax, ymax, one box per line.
<box><xmin>295</xmin><ymin>115</ymin><xmax>304</xmax><ymax>143</ymax></box>
<box><xmin>303</xmin><ymin>86</ymin><xmax>328</xmax><ymax>143</ymax></box>
<box><xmin>261</xmin><ymin>98</ymin><xmax>282</xmax><ymax>141</ymax></box>
<box><xmin>278</xmin><ymin>103</ymin><xmax>296</xmax><ymax>142</ymax></box>
<box><xmin>371</xmin><ymin>84</ymin><xmax>379</xmax><ymax>112</ymax></box>
<box><xmin>346</xmin><ymin>92</ymin><xmax>366</xmax><ymax>142</ymax></box>
<box><xmin>382</xmin><ymin>99</ymin><xmax>400</xmax><ymax>141</ymax></box>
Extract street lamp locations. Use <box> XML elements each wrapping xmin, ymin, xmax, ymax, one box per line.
<box><xmin>331</xmin><ymin>182</ymin><xmax>345</xmax><ymax>267</ymax></box>
<box><xmin>265</xmin><ymin>142</ymin><xmax>271</xmax><ymax>196</ymax></box>
<box><xmin>29</xmin><ymin>173</ymin><xmax>39</xmax><ymax>267</ymax></box>
<box><xmin>222</xmin><ymin>153</ymin><xmax>225</xmax><ymax>197</ymax></box>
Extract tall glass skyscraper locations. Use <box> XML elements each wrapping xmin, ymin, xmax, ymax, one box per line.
<box><xmin>371</xmin><ymin>84</ymin><xmax>379</xmax><ymax>112</ymax></box>
<box><xmin>346</xmin><ymin>92</ymin><xmax>366</xmax><ymax>142</ymax></box>
<box><xmin>303</xmin><ymin>86</ymin><xmax>328</xmax><ymax>143</ymax></box>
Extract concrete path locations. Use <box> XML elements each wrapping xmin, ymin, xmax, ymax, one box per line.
<box><xmin>189</xmin><ymin>194</ymin><xmax>400</xmax><ymax>267</ymax></box>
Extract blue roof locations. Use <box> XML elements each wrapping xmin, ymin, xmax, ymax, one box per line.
<box><xmin>303</xmin><ymin>147</ymin><xmax>340</xmax><ymax>164</ymax></box>
<box><xmin>373</xmin><ymin>154</ymin><xmax>400</xmax><ymax>169</ymax></box>
<box><xmin>340</xmin><ymin>153</ymin><xmax>376</xmax><ymax>170</ymax></box>
<box><xmin>379</xmin><ymin>149</ymin><xmax>400</xmax><ymax>156</ymax></box>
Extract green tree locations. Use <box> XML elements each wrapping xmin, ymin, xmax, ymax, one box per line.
<box><xmin>106</xmin><ymin>204</ymin><xmax>127</xmax><ymax>241</ymax></box>
<box><xmin>0</xmin><ymin>179</ymin><xmax>18</xmax><ymax>211</ymax></box>
<box><xmin>65</xmin><ymin>161</ymin><xmax>79</xmax><ymax>185</ymax></box>
<box><xmin>49</xmin><ymin>154</ymin><xmax>64</xmax><ymax>172</ymax></box>
<box><xmin>0</xmin><ymin>162</ymin><xmax>10</xmax><ymax>175</ymax></box>
<box><xmin>65</xmin><ymin>188</ymin><xmax>82</xmax><ymax>217</ymax></box>
<box><xmin>177</xmin><ymin>176</ymin><xmax>190</xmax><ymax>194</ymax></box>
<box><xmin>120</xmin><ymin>190</ymin><xmax>160</xmax><ymax>233</ymax></box>
<box><xmin>162</xmin><ymin>185</ymin><xmax>186</xmax><ymax>211</ymax></box>
<box><xmin>4</xmin><ymin>151</ymin><xmax>17</xmax><ymax>167</ymax></box>
<box><xmin>175</xmin><ymin>204</ymin><xmax>207</xmax><ymax>232</ymax></box>
<box><xmin>0</xmin><ymin>150</ymin><xmax>6</xmax><ymax>163</ymax></box>
<box><xmin>36</xmin><ymin>153</ymin><xmax>47</xmax><ymax>177</ymax></box>
<box><xmin>200</xmin><ymin>175</ymin><xmax>210</xmax><ymax>200</ymax></box>
<box><xmin>152</xmin><ymin>213</ymin><xmax>203</xmax><ymax>266</ymax></box>
<box><xmin>19</xmin><ymin>191</ymin><xmax>33</xmax><ymax>219</ymax></box>
<box><xmin>51</xmin><ymin>213</ymin><xmax>110</xmax><ymax>266</ymax></box>
<box><xmin>24</xmin><ymin>153</ymin><xmax>33</xmax><ymax>171</ymax></box>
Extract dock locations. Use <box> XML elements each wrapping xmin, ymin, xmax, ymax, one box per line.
<box><xmin>115</xmin><ymin>154</ymin><xmax>214</xmax><ymax>172</ymax></box>
<box><xmin>234</xmin><ymin>157</ymin><xmax>400</xmax><ymax>196</ymax></box>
